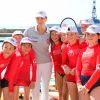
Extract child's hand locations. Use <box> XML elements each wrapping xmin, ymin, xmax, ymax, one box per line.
<box><xmin>29</xmin><ymin>81</ymin><xmax>35</xmax><ymax>89</ymax></box>
<box><xmin>70</xmin><ymin>68</ymin><xmax>75</xmax><ymax>75</ymax></box>
<box><xmin>77</xmin><ymin>84</ymin><xmax>83</xmax><ymax>92</ymax></box>
<box><xmin>64</xmin><ymin>66</ymin><xmax>71</xmax><ymax>74</ymax></box>
<box><xmin>81</xmin><ymin>86</ymin><xmax>89</xmax><ymax>95</ymax></box>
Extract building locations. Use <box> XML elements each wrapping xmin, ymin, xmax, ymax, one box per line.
<box><xmin>92</xmin><ymin>0</ymin><xmax>100</xmax><ymax>25</ymax></box>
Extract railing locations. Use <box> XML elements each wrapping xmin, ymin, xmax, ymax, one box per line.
<box><xmin>0</xmin><ymin>33</ymin><xmax>12</xmax><ymax>37</ymax></box>
<box><xmin>0</xmin><ymin>33</ymin><xmax>12</xmax><ymax>42</ymax></box>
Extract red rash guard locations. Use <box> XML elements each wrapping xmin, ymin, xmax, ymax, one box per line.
<box><xmin>15</xmin><ymin>49</ymin><xmax>36</xmax><ymax>86</ymax></box>
<box><xmin>0</xmin><ymin>52</ymin><xmax>14</xmax><ymax>80</ymax></box>
<box><xmin>51</xmin><ymin>43</ymin><xmax>64</xmax><ymax>74</ymax></box>
<box><xmin>61</xmin><ymin>43</ymin><xmax>68</xmax><ymax>50</ymax></box>
<box><xmin>62</xmin><ymin>41</ymin><xmax>80</xmax><ymax>82</ymax></box>
<box><xmin>85</xmin><ymin>68</ymin><xmax>100</xmax><ymax>90</ymax></box>
<box><xmin>79</xmin><ymin>41</ymin><xmax>88</xmax><ymax>49</ymax></box>
<box><xmin>4</xmin><ymin>48</ymin><xmax>36</xmax><ymax>92</ymax></box>
<box><xmin>76</xmin><ymin>44</ymin><xmax>100</xmax><ymax>90</ymax></box>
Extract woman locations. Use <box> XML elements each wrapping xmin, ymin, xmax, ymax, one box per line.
<box><xmin>61</xmin><ymin>25</ymin><xmax>80</xmax><ymax>100</ymax></box>
<box><xmin>24</xmin><ymin>11</ymin><xmax>52</xmax><ymax>100</ymax></box>
<box><xmin>50</xmin><ymin>26</ymin><xmax>68</xmax><ymax>100</ymax></box>
<box><xmin>76</xmin><ymin>24</ymin><xmax>100</xmax><ymax>100</ymax></box>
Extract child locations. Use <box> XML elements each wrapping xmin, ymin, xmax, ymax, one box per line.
<box><xmin>12</xmin><ymin>30</ymin><xmax>24</xmax><ymax>99</ymax></box>
<box><xmin>80</xmin><ymin>19</ymin><xmax>94</xmax><ymax>33</ymax></box>
<box><xmin>12</xmin><ymin>30</ymin><xmax>23</xmax><ymax>47</ymax></box>
<box><xmin>76</xmin><ymin>25</ymin><xmax>100</xmax><ymax>100</ymax></box>
<box><xmin>61</xmin><ymin>25</ymin><xmax>79</xmax><ymax>100</ymax></box>
<box><xmin>50</xmin><ymin>26</ymin><xmax>68</xmax><ymax>100</ymax></box>
<box><xmin>0</xmin><ymin>37</ymin><xmax>16</xmax><ymax>100</ymax></box>
<box><xmin>11</xmin><ymin>37</ymin><xmax>36</xmax><ymax>100</ymax></box>
<box><xmin>79</xmin><ymin>19</ymin><xmax>94</xmax><ymax>48</ymax></box>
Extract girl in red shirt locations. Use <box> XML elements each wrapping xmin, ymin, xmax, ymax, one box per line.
<box><xmin>0</xmin><ymin>37</ymin><xmax>16</xmax><ymax>100</ymax></box>
<box><xmin>76</xmin><ymin>25</ymin><xmax>100</xmax><ymax>100</ymax></box>
<box><xmin>79</xmin><ymin>19</ymin><xmax>93</xmax><ymax>49</ymax></box>
<box><xmin>12</xmin><ymin>30</ymin><xmax>24</xmax><ymax>98</ymax></box>
<box><xmin>7</xmin><ymin>37</ymin><xmax>36</xmax><ymax>100</ymax></box>
<box><xmin>80</xmin><ymin>19</ymin><xmax>94</xmax><ymax>33</ymax></box>
<box><xmin>61</xmin><ymin>25</ymin><xmax>80</xmax><ymax>100</ymax></box>
<box><xmin>50</xmin><ymin>26</ymin><xmax>68</xmax><ymax>100</ymax></box>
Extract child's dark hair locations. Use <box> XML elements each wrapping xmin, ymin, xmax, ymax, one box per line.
<box><xmin>50</xmin><ymin>32</ymin><xmax>62</xmax><ymax>50</ymax></box>
<box><xmin>97</xmin><ymin>33</ymin><xmax>100</xmax><ymax>44</ymax></box>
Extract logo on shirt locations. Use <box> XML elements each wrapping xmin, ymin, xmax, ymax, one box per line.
<box><xmin>68</xmin><ymin>50</ymin><xmax>74</xmax><ymax>56</ymax></box>
<box><xmin>83</xmin><ymin>48</ymin><xmax>94</xmax><ymax>58</ymax></box>
<box><xmin>68</xmin><ymin>49</ymin><xmax>80</xmax><ymax>56</ymax></box>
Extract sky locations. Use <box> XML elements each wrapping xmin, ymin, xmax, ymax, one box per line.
<box><xmin>0</xmin><ymin>0</ymin><xmax>100</xmax><ymax>29</ymax></box>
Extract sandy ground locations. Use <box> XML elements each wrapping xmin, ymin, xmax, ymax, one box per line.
<box><xmin>0</xmin><ymin>85</ymin><xmax>59</xmax><ymax>100</ymax></box>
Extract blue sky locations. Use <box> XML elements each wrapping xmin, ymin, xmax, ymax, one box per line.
<box><xmin>0</xmin><ymin>0</ymin><xmax>100</xmax><ymax>28</ymax></box>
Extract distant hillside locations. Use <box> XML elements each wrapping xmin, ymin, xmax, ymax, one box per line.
<box><xmin>0</xmin><ymin>24</ymin><xmax>82</xmax><ymax>34</ymax></box>
<box><xmin>0</xmin><ymin>28</ymin><xmax>25</xmax><ymax>33</ymax></box>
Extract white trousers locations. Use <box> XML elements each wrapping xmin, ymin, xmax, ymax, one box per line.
<box><xmin>32</xmin><ymin>62</ymin><xmax>52</xmax><ymax>100</ymax></box>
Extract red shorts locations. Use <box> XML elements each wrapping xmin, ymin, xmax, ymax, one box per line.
<box><xmin>66</xmin><ymin>74</ymin><xmax>76</xmax><ymax>83</ymax></box>
<box><xmin>15</xmin><ymin>81</ymin><xmax>30</xmax><ymax>86</ymax></box>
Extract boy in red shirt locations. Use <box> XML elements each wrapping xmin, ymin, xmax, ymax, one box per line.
<box><xmin>9</xmin><ymin>37</ymin><xmax>36</xmax><ymax>100</ymax></box>
<box><xmin>0</xmin><ymin>37</ymin><xmax>16</xmax><ymax>100</ymax></box>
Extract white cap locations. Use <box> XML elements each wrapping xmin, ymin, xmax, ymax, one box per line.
<box><xmin>20</xmin><ymin>37</ymin><xmax>32</xmax><ymax>44</ymax></box>
<box><xmin>84</xmin><ymin>24</ymin><xmax>100</xmax><ymax>34</ymax></box>
<box><xmin>3</xmin><ymin>37</ymin><xmax>16</xmax><ymax>46</ymax></box>
<box><xmin>49</xmin><ymin>26</ymin><xmax>61</xmax><ymax>33</ymax></box>
<box><xmin>35</xmin><ymin>11</ymin><xmax>47</xmax><ymax>18</ymax></box>
<box><xmin>60</xmin><ymin>27</ymin><xmax>68</xmax><ymax>33</ymax></box>
<box><xmin>81</xmin><ymin>19</ymin><xmax>94</xmax><ymax>25</ymax></box>
<box><xmin>61</xmin><ymin>25</ymin><xmax>78</xmax><ymax>33</ymax></box>
<box><xmin>12</xmin><ymin>30</ymin><xmax>23</xmax><ymax>37</ymax></box>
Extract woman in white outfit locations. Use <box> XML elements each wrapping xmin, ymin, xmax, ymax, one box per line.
<box><xmin>24</xmin><ymin>11</ymin><xmax>52</xmax><ymax>100</ymax></box>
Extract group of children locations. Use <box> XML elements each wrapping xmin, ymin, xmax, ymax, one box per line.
<box><xmin>0</xmin><ymin>10</ymin><xmax>100</xmax><ymax>100</ymax></box>
<box><xmin>50</xmin><ymin>19</ymin><xmax>100</xmax><ymax>100</ymax></box>
<box><xmin>0</xmin><ymin>31</ymin><xmax>36</xmax><ymax>100</ymax></box>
